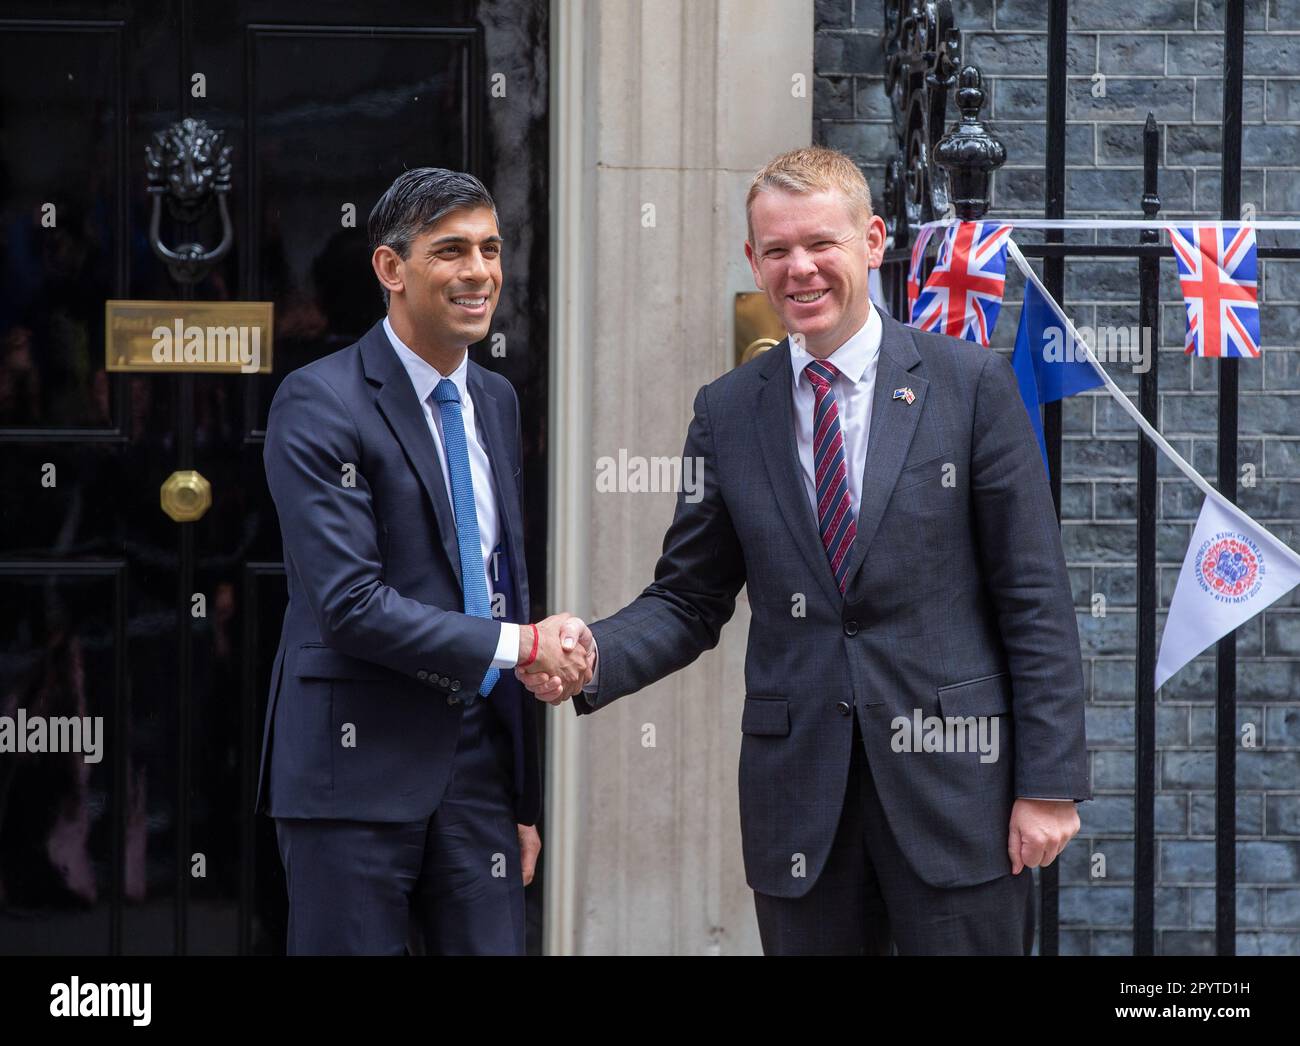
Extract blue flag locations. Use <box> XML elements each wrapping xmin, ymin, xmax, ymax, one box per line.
<box><xmin>1011</xmin><ymin>280</ymin><xmax>1105</xmax><ymax>470</ymax></box>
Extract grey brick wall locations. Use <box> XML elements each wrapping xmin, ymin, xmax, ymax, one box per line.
<box><xmin>815</xmin><ymin>0</ymin><xmax>1300</xmax><ymax>955</ymax></box>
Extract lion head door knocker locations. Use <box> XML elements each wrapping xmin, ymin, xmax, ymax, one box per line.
<box><xmin>145</xmin><ymin>117</ymin><xmax>234</xmax><ymax>284</ymax></box>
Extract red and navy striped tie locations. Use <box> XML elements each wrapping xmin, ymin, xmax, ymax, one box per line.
<box><xmin>803</xmin><ymin>359</ymin><xmax>857</xmax><ymax>593</ymax></box>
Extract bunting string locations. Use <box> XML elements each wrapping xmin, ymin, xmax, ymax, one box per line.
<box><xmin>919</xmin><ymin>217</ymin><xmax>1300</xmax><ymax>232</ymax></box>
<box><xmin>1003</xmin><ymin>236</ymin><xmax>1300</xmax><ymax>573</ymax></box>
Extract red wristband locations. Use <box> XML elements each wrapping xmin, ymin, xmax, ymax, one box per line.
<box><xmin>519</xmin><ymin>624</ymin><xmax>540</xmax><ymax>668</ymax></box>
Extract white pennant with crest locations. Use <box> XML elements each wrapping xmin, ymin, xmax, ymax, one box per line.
<box><xmin>1156</xmin><ymin>494</ymin><xmax>1300</xmax><ymax>690</ymax></box>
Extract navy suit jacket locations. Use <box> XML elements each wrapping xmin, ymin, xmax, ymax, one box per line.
<box><xmin>256</xmin><ymin>319</ymin><xmax>540</xmax><ymax>826</ymax></box>
<box><xmin>580</xmin><ymin>311</ymin><xmax>1089</xmax><ymax>897</ymax></box>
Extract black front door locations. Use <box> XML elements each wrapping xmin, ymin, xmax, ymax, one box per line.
<box><xmin>0</xmin><ymin>0</ymin><xmax>549</xmax><ymax>955</ymax></box>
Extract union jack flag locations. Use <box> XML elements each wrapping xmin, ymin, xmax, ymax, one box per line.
<box><xmin>906</xmin><ymin>225</ymin><xmax>934</xmax><ymax>318</ymax></box>
<box><xmin>1170</xmin><ymin>224</ymin><xmax>1260</xmax><ymax>358</ymax></box>
<box><xmin>910</xmin><ymin>221</ymin><xmax>1014</xmax><ymax>346</ymax></box>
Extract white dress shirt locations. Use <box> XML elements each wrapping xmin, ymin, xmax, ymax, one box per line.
<box><xmin>789</xmin><ymin>304</ymin><xmax>881</xmax><ymax>522</ymax></box>
<box><xmin>384</xmin><ymin>317</ymin><xmax>518</xmax><ymax>669</ymax></box>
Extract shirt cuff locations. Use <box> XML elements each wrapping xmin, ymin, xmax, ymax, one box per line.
<box><xmin>581</xmin><ymin>636</ymin><xmax>600</xmax><ymax>693</ymax></box>
<box><xmin>1020</xmin><ymin>796</ymin><xmax>1075</xmax><ymax>802</ymax></box>
<box><xmin>491</xmin><ymin>622</ymin><xmax>521</xmax><ymax>669</ymax></box>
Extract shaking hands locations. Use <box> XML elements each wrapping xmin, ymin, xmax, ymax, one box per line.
<box><xmin>514</xmin><ymin>613</ymin><xmax>594</xmax><ymax>705</ymax></box>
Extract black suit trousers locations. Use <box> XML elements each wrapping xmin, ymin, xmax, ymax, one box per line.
<box><xmin>753</xmin><ymin>712</ymin><xmax>1036</xmax><ymax>956</ymax></box>
<box><xmin>275</xmin><ymin>695</ymin><xmax>525</xmax><ymax>955</ymax></box>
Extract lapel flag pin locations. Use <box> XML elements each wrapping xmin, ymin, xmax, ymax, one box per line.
<box><xmin>893</xmin><ymin>386</ymin><xmax>916</xmax><ymax>405</ymax></box>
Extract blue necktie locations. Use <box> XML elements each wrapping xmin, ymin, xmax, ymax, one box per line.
<box><xmin>432</xmin><ymin>378</ymin><xmax>499</xmax><ymax>699</ymax></box>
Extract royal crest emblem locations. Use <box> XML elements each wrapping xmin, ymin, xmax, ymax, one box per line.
<box><xmin>1196</xmin><ymin>533</ymin><xmax>1264</xmax><ymax>602</ymax></box>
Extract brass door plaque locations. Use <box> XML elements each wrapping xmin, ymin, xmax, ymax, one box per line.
<box><xmin>734</xmin><ymin>292</ymin><xmax>786</xmax><ymax>368</ymax></box>
<box><xmin>106</xmin><ymin>300</ymin><xmax>274</xmax><ymax>373</ymax></box>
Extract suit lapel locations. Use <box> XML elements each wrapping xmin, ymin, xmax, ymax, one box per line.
<box><xmin>755</xmin><ymin>340</ymin><xmax>844</xmax><ymax>609</ymax></box>
<box><xmin>361</xmin><ymin>321</ymin><xmax>463</xmax><ymax>587</ymax></box>
<box><xmin>839</xmin><ymin>314</ymin><xmax>928</xmax><ymax>589</ymax></box>
<box><xmin>467</xmin><ymin>362</ymin><xmax>529</xmax><ymax>620</ymax></box>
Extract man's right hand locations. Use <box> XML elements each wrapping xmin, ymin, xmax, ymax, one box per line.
<box><xmin>518</xmin><ymin>614</ymin><xmax>592</xmax><ymax>699</ymax></box>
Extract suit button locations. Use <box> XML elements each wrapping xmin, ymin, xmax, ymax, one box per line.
<box><xmin>439</xmin><ymin>676</ymin><xmax>450</xmax><ymax>687</ymax></box>
<box><xmin>450</xmin><ymin>680</ymin><xmax>461</xmax><ymax>692</ymax></box>
<box><xmin>836</xmin><ymin>701</ymin><xmax>851</xmax><ymax>716</ymax></box>
<box><xmin>417</xmin><ymin>670</ymin><xmax>428</xmax><ymax>681</ymax></box>
<box><xmin>447</xmin><ymin>695</ymin><xmax>461</xmax><ymax>706</ymax></box>
<box><xmin>843</xmin><ymin>620</ymin><xmax>859</xmax><ymax>636</ymax></box>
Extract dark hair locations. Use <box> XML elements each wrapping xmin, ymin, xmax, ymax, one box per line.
<box><xmin>367</xmin><ymin>167</ymin><xmax>498</xmax><ymax>308</ymax></box>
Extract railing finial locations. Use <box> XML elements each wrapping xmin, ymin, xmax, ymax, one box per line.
<box><xmin>933</xmin><ymin>65</ymin><xmax>1006</xmax><ymax>221</ymax></box>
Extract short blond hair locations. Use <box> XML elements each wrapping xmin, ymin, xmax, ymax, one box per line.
<box><xmin>745</xmin><ymin>146</ymin><xmax>873</xmax><ymax>245</ymax></box>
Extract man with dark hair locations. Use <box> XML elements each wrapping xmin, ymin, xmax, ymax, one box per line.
<box><xmin>257</xmin><ymin>167</ymin><xmax>591</xmax><ymax>955</ymax></box>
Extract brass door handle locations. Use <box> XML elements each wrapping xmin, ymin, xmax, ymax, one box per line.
<box><xmin>161</xmin><ymin>470</ymin><xmax>212</xmax><ymax>522</ymax></box>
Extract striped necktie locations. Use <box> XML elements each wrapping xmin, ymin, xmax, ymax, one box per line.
<box><xmin>432</xmin><ymin>378</ymin><xmax>498</xmax><ymax>699</ymax></box>
<box><xmin>803</xmin><ymin>359</ymin><xmax>857</xmax><ymax>593</ymax></box>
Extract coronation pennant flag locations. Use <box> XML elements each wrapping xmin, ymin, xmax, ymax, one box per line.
<box><xmin>1170</xmin><ymin>223</ymin><xmax>1260</xmax><ymax>358</ymax></box>
<box><xmin>1156</xmin><ymin>494</ymin><xmax>1300</xmax><ymax>690</ymax></box>
<box><xmin>911</xmin><ymin>221</ymin><xmax>1014</xmax><ymax>346</ymax></box>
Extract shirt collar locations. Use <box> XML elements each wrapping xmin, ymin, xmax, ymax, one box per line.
<box><xmin>788</xmin><ymin>301</ymin><xmax>881</xmax><ymax>387</ymax></box>
<box><xmin>383</xmin><ymin>315</ymin><xmax>470</xmax><ymax>406</ymax></box>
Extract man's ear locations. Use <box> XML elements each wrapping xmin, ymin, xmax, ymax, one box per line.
<box><xmin>744</xmin><ymin>239</ymin><xmax>765</xmax><ymax>291</ymax></box>
<box><xmin>372</xmin><ymin>245</ymin><xmax>405</xmax><ymax>299</ymax></box>
<box><xmin>865</xmin><ymin>214</ymin><xmax>888</xmax><ymax>269</ymax></box>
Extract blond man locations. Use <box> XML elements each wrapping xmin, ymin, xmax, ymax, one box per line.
<box><xmin>523</xmin><ymin>147</ymin><xmax>1089</xmax><ymax>955</ymax></box>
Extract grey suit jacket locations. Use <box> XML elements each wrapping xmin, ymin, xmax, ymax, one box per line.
<box><xmin>578</xmin><ymin>310</ymin><xmax>1090</xmax><ymax>897</ymax></box>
